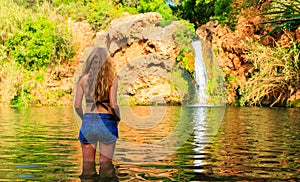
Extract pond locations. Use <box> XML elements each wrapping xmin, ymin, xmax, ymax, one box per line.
<box><xmin>0</xmin><ymin>106</ymin><xmax>299</xmax><ymax>181</ymax></box>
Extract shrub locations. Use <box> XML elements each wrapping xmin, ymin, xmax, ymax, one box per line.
<box><xmin>176</xmin><ymin>46</ymin><xmax>195</xmax><ymax>76</ymax></box>
<box><xmin>86</xmin><ymin>0</ymin><xmax>127</xmax><ymax>30</ymax></box>
<box><xmin>171</xmin><ymin>0</ymin><xmax>236</xmax><ymax>29</ymax></box>
<box><xmin>1</xmin><ymin>1</ymin><xmax>74</xmax><ymax>106</ymax></box>
<box><xmin>213</xmin><ymin>0</ymin><xmax>237</xmax><ymax>30</ymax></box>
<box><xmin>5</xmin><ymin>16</ymin><xmax>74</xmax><ymax>70</ymax></box>
<box><xmin>137</xmin><ymin>0</ymin><xmax>175</xmax><ymax>20</ymax></box>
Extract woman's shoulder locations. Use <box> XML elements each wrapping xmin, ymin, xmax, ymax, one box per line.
<box><xmin>77</xmin><ymin>74</ymin><xmax>88</xmax><ymax>86</ymax></box>
<box><xmin>78</xmin><ymin>74</ymin><xmax>88</xmax><ymax>82</ymax></box>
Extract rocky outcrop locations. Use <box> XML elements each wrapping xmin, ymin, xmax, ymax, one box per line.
<box><xmin>69</xmin><ymin>19</ymin><xmax>96</xmax><ymax>64</ymax></box>
<box><xmin>197</xmin><ymin>21</ymin><xmax>250</xmax><ymax>104</ymax></box>
<box><xmin>197</xmin><ymin>11</ymin><xmax>300</xmax><ymax>105</ymax></box>
<box><xmin>42</xmin><ymin>11</ymin><xmax>299</xmax><ymax>107</ymax></box>
<box><xmin>79</xmin><ymin>13</ymin><xmax>192</xmax><ymax>105</ymax></box>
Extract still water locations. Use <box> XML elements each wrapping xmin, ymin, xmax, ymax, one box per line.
<box><xmin>0</xmin><ymin>106</ymin><xmax>299</xmax><ymax>181</ymax></box>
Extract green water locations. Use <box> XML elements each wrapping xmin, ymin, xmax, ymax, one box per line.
<box><xmin>0</xmin><ymin>106</ymin><xmax>299</xmax><ymax>181</ymax></box>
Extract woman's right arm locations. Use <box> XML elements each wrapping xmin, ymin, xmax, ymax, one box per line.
<box><xmin>74</xmin><ymin>77</ymin><xmax>84</xmax><ymax>120</ymax></box>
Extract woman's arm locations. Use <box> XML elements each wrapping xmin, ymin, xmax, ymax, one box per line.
<box><xmin>74</xmin><ymin>77</ymin><xmax>84</xmax><ymax>120</ymax></box>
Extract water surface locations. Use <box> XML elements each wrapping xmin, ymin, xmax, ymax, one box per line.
<box><xmin>0</xmin><ymin>106</ymin><xmax>299</xmax><ymax>181</ymax></box>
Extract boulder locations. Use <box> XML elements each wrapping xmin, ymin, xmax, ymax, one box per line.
<box><xmin>80</xmin><ymin>13</ymin><xmax>192</xmax><ymax>105</ymax></box>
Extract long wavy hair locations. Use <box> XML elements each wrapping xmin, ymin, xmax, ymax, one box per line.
<box><xmin>82</xmin><ymin>47</ymin><xmax>114</xmax><ymax>100</ymax></box>
<box><xmin>94</xmin><ymin>55</ymin><xmax>115</xmax><ymax>102</ymax></box>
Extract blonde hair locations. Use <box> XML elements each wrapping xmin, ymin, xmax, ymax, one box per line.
<box><xmin>94</xmin><ymin>57</ymin><xmax>115</xmax><ymax>102</ymax></box>
<box><xmin>82</xmin><ymin>47</ymin><xmax>112</xmax><ymax>100</ymax></box>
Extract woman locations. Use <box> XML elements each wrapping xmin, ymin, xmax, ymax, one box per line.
<box><xmin>74</xmin><ymin>47</ymin><xmax>120</xmax><ymax>179</ymax></box>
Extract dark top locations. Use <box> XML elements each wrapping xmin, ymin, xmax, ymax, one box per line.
<box><xmin>87</xmin><ymin>98</ymin><xmax>110</xmax><ymax>112</ymax></box>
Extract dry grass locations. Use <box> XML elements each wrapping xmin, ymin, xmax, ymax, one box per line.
<box><xmin>241</xmin><ymin>40</ymin><xmax>299</xmax><ymax>106</ymax></box>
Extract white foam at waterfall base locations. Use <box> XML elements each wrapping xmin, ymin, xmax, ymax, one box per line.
<box><xmin>192</xmin><ymin>41</ymin><xmax>209</xmax><ymax>105</ymax></box>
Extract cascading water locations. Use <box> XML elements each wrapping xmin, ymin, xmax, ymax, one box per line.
<box><xmin>190</xmin><ymin>40</ymin><xmax>208</xmax><ymax>169</ymax></box>
<box><xmin>192</xmin><ymin>41</ymin><xmax>208</xmax><ymax>105</ymax></box>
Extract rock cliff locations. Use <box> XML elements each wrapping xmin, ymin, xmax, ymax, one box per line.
<box><xmin>76</xmin><ymin>13</ymin><xmax>194</xmax><ymax>105</ymax></box>
<box><xmin>196</xmin><ymin>11</ymin><xmax>300</xmax><ymax>105</ymax></box>
<box><xmin>71</xmin><ymin>10</ymin><xmax>299</xmax><ymax>107</ymax></box>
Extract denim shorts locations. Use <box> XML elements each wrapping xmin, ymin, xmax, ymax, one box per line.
<box><xmin>78</xmin><ymin>113</ymin><xmax>119</xmax><ymax>144</ymax></box>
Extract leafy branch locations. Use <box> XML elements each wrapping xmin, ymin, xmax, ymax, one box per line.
<box><xmin>261</xmin><ymin>0</ymin><xmax>300</xmax><ymax>35</ymax></box>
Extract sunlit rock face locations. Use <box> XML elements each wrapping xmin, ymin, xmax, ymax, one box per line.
<box><xmin>197</xmin><ymin>17</ymin><xmax>300</xmax><ymax>105</ymax></box>
<box><xmin>84</xmin><ymin>12</ymin><xmax>187</xmax><ymax>105</ymax></box>
<box><xmin>196</xmin><ymin>21</ymin><xmax>249</xmax><ymax>104</ymax></box>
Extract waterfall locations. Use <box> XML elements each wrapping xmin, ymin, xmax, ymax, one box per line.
<box><xmin>190</xmin><ymin>41</ymin><xmax>225</xmax><ymax>173</ymax></box>
<box><xmin>192</xmin><ymin>41</ymin><xmax>208</xmax><ymax>105</ymax></box>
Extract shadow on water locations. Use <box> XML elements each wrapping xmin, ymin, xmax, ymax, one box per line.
<box><xmin>0</xmin><ymin>106</ymin><xmax>299</xmax><ymax>181</ymax></box>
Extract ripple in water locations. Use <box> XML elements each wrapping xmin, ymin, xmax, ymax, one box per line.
<box><xmin>0</xmin><ymin>106</ymin><xmax>299</xmax><ymax>181</ymax></box>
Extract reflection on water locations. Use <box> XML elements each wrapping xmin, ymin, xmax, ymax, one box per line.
<box><xmin>0</xmin><ymin>107</ymin><xmax>81</xmax><ymax>181</ymax></box>
<box><xmin>198</xmin><ymin>107</ymin><xmax>300</xmax><ymax>181</ymax></box>
<box><xmin>0</xmin><ymin>106</ymin><xmax>299</xmax><ymax>181</ymax></box>
<box><xmin>115</xmin><ymin>106</ymin><xmax>196</xmax><ymax>162</ymax></box>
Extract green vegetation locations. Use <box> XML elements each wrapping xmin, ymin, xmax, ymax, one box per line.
<box><xmin>174</xmin><ymin>22</ymin><xmax>197</xmax><ymax>77</ymax></box>
<box><xmin>1</xmin><ymin>0</ymin><xmax>299</xmax><ymax>107</ymax></box>
<box><xmin>237</xmin><ymin>0</ymin><xmax>300</xmax><ymax>107</ymax></box>
<box><xmin>261</xmin><ymin>0</ymin><xmax>300</xmax><ymax>35</ymax></box>
<box><xmin>171</xmin><ymin>0</ymin><xmax>300</xmax><ymax>31</ymax></box>
<box><xmin>14</xmin><ymin>0</ymin><xmax>136</xmax><ymax>31</ymax></box>
<box><xmin>166</xmin><ymin>65</ymin><xmax>196</xmax><ymax>104</ymax></box>
<box><xmin>170</xmin><ymin>0</ymin><xmax>237</xmax><ymax>30</ymax></box>
<box><xmin>28</xmin><ymin>0</ymin><xmax>177</xmax><ymax>31</ymax></box>
<box><xmin>213</xmin><ymin>0</ymin><xmax>236</xmax><ymax>30</ymax></box>
<box><xmin>114</xmin><ymin>0</ymin><xmax>176</xmax><ymax>21</ymax></box>
<box><xmin>0</xmin><ymin>0</ymin><xmax>74</xmax><ymax>106</ymax></box>
<box><xmin>6</xmin><ymin>16</ymin><xmax>73</xmax><ymax>70</ymax></box>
